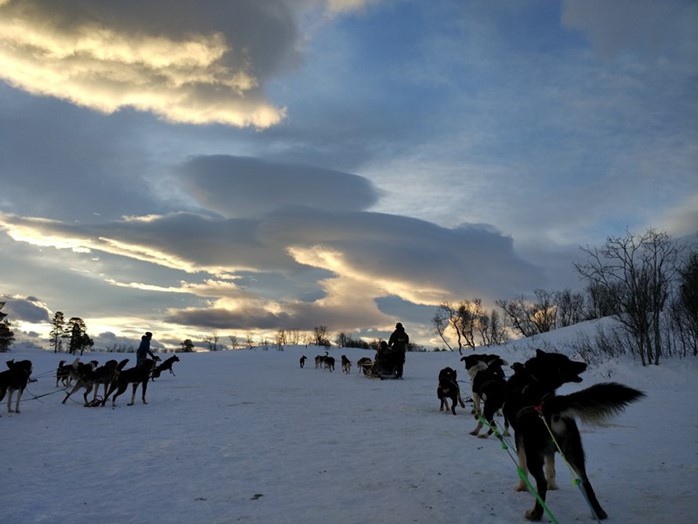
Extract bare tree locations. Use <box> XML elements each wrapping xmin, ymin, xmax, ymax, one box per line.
<box><xmin>312</xmin><ymin>325</ymin><xmax>330</xmax><ymax>347</ymax></box>
<box><xmin>531</xmin><ymin>289</ymin><xmax>557</xmax><ymax>333</ymax></box>
<box><xmin>585</xmin><ymin>281</ymin><xmax>622</xmax><ymax>319</ymax></box>
<box><xmin>496</xmin><ymin>296</ymin><xmax>537</xmax><ymax>337</ymax></box>
<box><xmin>229</xmin><ymin>334</ymin><xmax>239</xmax><ymax>350</ymax></box>
<box><xmin>670</xmin><ymin>250</ymin><xmax>698</xmax><ymax>357</ymax></box>
<box><xmin>204</xmin><ymin>333</ymin><xmax>219</xmax><ymax>351</ymax></box>
<box><xmin>497</xmin><ymin>290</ymin><xmax>559</xmax><ymax>337</ymax></box>
<box><xmin>433</xmin><ymin>299</ymin><xmax>506</xmax><ymax>353</ymax></box>
<box><xmin>575</xmin><ymin>229</ymin><xmax>680</xmax><ymax>365</ymax></box>
<box><xmin>477</xmin><ymin>309</ymin><xmax>509</xmax><ymax>347</ymax></box>
<box><xmin>433</xmin><ymin>302</ymin><xmax>465</xmax><ymax>353</ymax></box>
<box><xmin>335</xmin><ymin>331</ymin><xmax>349</xmax><ymax>348</ymax></box>
<box><xmin>286</xmin><ymin>329</ymin><xmax>302</xmax><ymax>345</ymax></box>
<box><xmin>433</xmin><ymin>306</ymin><xmax>455</xmax><ymax>352</ymax></box>
<box><xmin>275</xmin><ymin>329</ymin><xmax>286</xmax><ymax>350</ymax></box>
<box><xmin>554</xmin><ymin>289</ymin><xmax>586</xmax><ymax>327</ymax></box>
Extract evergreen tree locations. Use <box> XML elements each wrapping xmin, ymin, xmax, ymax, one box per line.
<box><xmin>66</xmin><ymin>317</ymin><xmax>93</xmax><ymax>355</ymax></box>
<box><xmin>0</xmin><ymin>302</ymin><xmax>15</xmax><ymax>352</ymax></box>
<box><xmin>50</xmin><ymin>311</ymin><xmax>66</xmax><ymax>353</ymax></box>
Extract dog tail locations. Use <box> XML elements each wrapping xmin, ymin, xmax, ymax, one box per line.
<box><xmin>545</xmin><ymin>382</ymin><xmax>645</xmax><ymax>425</ymax></box>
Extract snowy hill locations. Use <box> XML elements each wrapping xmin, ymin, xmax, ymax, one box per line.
<box><xmin>1</xmin><ymin>320</ymin><xmax>697</xmax><ymax>523</ymax></box>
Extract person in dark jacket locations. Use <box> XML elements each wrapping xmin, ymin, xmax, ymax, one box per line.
<box><xmin>136</xmin><ymin>331</ymin><xmax>156</xmax><ymax>365</ymax></box>
<box><xmin>388</xmin><ymin>322</ymin><xmax>409</xmax><ymax>378</ymax></box>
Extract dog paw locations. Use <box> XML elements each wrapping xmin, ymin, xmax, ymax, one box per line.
<box><xmin>515</xmin><ymin>481</ymin><xmax>527</xmax><ymax>492</ymax></box>
<box><xmin>525</xmin><ymin>508</ymin><xmax>543</xmax><ymax>521</ymax></box>
<box><xmin>477</xmin><ymin>433</ymin><xmax>489</xmax><ymax>439</ymax></box>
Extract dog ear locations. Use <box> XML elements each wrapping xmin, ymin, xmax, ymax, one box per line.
<box><xmin>535</xmin><ymin>348</ymin><xmax>546</xmax><ymax>358</ymax></box>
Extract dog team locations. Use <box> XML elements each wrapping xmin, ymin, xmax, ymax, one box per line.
<box><xmin>303</xmin><ymin>351</ymin><xmax>356</xmax><ymax>374</ymax></box>
<box><xmin>1</xmin><ymin>331</ymin><xmax>181</xmax><ymax>413</ymax></box>
<box><xmin>437</xmin><ymin>349</ymin><xmax>644</xmax><ymax>521</ymax></box>
<box><xmin>58</xmin><ymin>353</ymin><xmax>180</xmax><ymax>407</ymax></box>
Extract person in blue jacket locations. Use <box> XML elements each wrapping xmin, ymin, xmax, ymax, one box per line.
<box><xmin>136</xmin><ymin>331</ymin><xmax>156</xmax><ymax>365</ymax></box>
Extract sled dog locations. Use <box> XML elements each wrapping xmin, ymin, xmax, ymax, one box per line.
<box><xmin>103</xmin><ymin>359</ymin><xmax>156</xmax><ymax>407</ymax></box>
<box><xmin>0</xmin><ymin>359</ymin><xmax>33</xmax><ymax>414</ymax></box>
<box><xmin>437</xmin><ymin>367</ymin><xmax>465</xmax><ymax>415</ymax></box>
<box><xmin>152</xmin><ymin>355</ymin><xmax>180</xmax><ymax>380</ymax></box>
<box><xmin>503</xmin><ymin>349</ymin><xmax>644</xmax><ymax>521</ymax></box>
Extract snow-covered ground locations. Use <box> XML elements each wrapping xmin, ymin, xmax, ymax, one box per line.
<box><xmin>2</xmin><ymin>322</ymin><xmax>697</xmax><ymax>523</ymax></box>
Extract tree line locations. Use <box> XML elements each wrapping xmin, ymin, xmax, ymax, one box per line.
<box><xmin>433</xmin><ymin>229</ymin><xmax>696</xmax><ymax>365</ymax></box>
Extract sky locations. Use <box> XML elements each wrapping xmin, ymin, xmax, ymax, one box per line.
<box><xmin>0</xmin><ymin>0</ymin><xmax>696</xmax><ymax>350</ymax></box>
<box><xmin>3</xmin><ymin>319</ymin><xmax>697</xmax><ymax>523</ymax></box>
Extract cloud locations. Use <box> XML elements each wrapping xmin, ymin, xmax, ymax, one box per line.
<box><xmin>656</xmin><ymin>193</ymin><xmax>698</xmax><ymax>238</ymax></box>
<box><xmin>324</xmin><ymin>0</ymin><xmax>380</xmax><ymax>15</ymax></box>
<box><xmin>0</xmin><ymin>212</ymin><xmax>300</xmax><ymax>275</ymax></box>
<box><xmin>176</xmin><ymin>155</ymin><xmax>381</xmax><ymax>217</ymax></box>
<box><xmin>1</xmin><ymin>295</ymin><xmax>51</xmax><ymax>323</ymax></box>
<box><xmin>562</xmin><ymin>0</ymin><xmax>698</xmax><ymax>60</ymax></box>
<box><xmin>0</xmin><ymin>1</ymin><xmax>292</xmax><ymax>127</ymax></box>
<box><xmin>0</xmin><ymin>1</ymin><xmax>392</xmax><ymax>128</ymax></box>
<box><xmin>0</xmin><ymin>191</ymin><xmax>544</xmax><ymax>333</ymax></box>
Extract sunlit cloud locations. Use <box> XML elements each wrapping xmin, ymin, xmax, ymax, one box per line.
<box><xmin>289</xmin><ymin>245</ymin><xmax>445</xmax><ymax>305</ymax></box>
<box><xmin>103</xmin><ymin>279</ymin><xmax>190</xmax><ymax>294</ymax></box>
<box><xmin>0</xmin><ymin>213</ymin><xmax>197</xmax><ymax>272</ymax></box>
<box><xmin>97</xmin><ymin>237</ymin><xmax>200</xmax><ymax>273</ymax></box>
<box><xmin>0</xmin><ymin>3</ymin><xmax>285</xmax><ymax>127</ymax></box>
<box><xmin>325</xmin><ymin>0</ymin><xmax>379</xmax><ymax>14</ymax></box>
<box><xmin>3</xmin><ymin>216</ymin><xmax>93</xmax><ymax>253</ymax></box>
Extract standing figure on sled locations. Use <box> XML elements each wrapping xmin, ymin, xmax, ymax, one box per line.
<box><xmin>388</xmin><ymin>322</ymin><xmax>409</xmax><ymax>378</ymax></box>
<box><xmin>368</xmin><ymin>323</ymin><xmax>409</xmax><ymax>379</ymax></box>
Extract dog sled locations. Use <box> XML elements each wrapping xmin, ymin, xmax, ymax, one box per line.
<box><xmin>363</xmin><ymin>348</ymin><xmax>403</xmax><ymax>380</ymax></box>
<box><xmin>364</xmin><ymin>369</ymin><xmax>401</xmax><ymax>380</ymax></box>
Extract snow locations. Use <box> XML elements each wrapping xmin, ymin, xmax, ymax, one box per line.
<box><xmin>2</xmin><ymin>322</ymin><xmax>697</xmax><ymax>524</ymax></box>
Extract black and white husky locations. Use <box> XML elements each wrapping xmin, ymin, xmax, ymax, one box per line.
<box><xmin>503</xmin><ymin>349</ymin><xmax>644</xmax><ymax>521</ymax></box>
